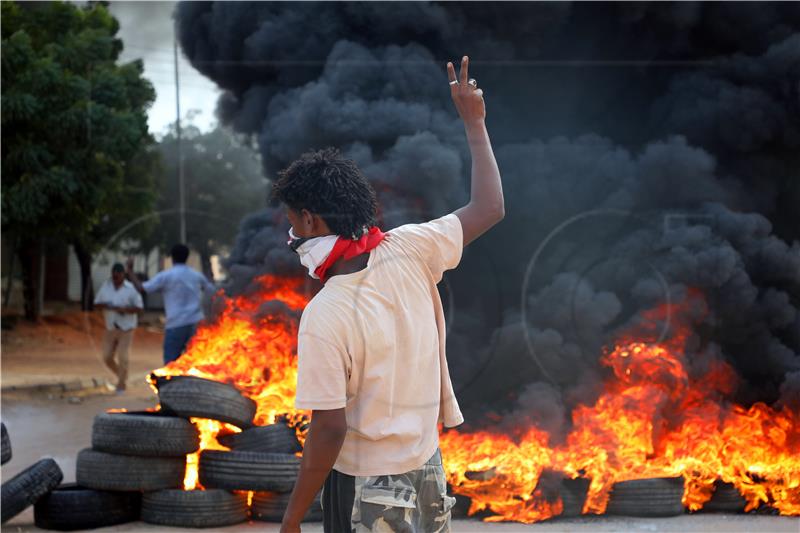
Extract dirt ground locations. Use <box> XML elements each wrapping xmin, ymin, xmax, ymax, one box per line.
<box><xmin>1</xmin><ymin>307</ymin><xmax>166</xmax><ymax>395</ymax></box>
<box><xmin>1</xmin><ymin>310</ymin><xmax>798</xmax><ymax>532</ymax></box>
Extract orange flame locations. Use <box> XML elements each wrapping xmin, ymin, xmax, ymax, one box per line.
<box><xmin>440</xmin><ymin>294</ymin><xmax>800</xmax><ymax>521</ymax></box>
<box><xmin>439</xmin><ymin>427</ymin><xmax>562</xmax><ymax>522</ymax></box>
<box><xmin>142</xmin><ymin>277</ymin><xmax>798</xmax><ymax>520</ymax></box>
<box><xmin>182</xmin><ymin>419</ymin><xmax>241</xmax><ymax>490</ymax></box>
<box><xmin>150</xmin><ymin>275</ymin><xmax>310</xmax><ymax>488</ymax></box>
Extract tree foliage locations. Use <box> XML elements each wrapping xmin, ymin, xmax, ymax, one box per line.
<box><xmin>148</xmin><ymin>121</ymin><xmax>267</xmax><ymax>279</ymax></box>
<box><xmin>1</xmin><ymin>1</ymin><xmax>158</xmax><ymax>317</ymax></box>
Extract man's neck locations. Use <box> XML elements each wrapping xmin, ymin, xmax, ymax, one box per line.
<box><xmin>326</xmin><ymin>253</ymin><xmax>370</xmax><ymax>280</ymax></box>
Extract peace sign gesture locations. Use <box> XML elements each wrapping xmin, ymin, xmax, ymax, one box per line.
<box><xmin>447</xmin><ymin>56</ymin><xmax>486</xmax><ymax>126</ymax></box>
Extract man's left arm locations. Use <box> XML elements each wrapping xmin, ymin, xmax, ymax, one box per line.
<box><xmin>448</xmin><ymin>56</ymin><xmax>505</xmax><ymax>246</ymax></box>
<box><xmin>281</xmin><ymin>408</ymin><xmax>347</xmax><ymax>533</ymax></box>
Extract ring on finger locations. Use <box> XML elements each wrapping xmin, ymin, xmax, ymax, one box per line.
<box><xmin>449</xmin><ymin>80</ymin><xmax>459</xmax><ymax>86</ymax></box>
<box><xmin>468</xmin><ymin>78</ymin><xmax>478</xmax><ymax>88</ymax></box>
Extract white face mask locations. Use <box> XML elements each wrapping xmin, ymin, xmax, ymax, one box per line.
<box><xmin>288</xmin><ymin>227</ymin><xmax>338</xmax><ymax>279</ymax></box>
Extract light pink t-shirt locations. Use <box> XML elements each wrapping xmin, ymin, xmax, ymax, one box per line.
<box><xmin>295</xmin><ymin>214</ymin><xmax>465</xmax><ymax>476</ymax></box>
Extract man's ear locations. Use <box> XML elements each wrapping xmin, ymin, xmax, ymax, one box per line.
<box><xmin>300</xmin><ymin>208</ymin><xmax>314</xmax><ymax>232</ymax></box>
<box><xmin>300</xmin><ymin>208</ymin><xmax>332</xmax><ymax>236</ymax></box>
<box><xmin>311</xmin><ymin>213</ymin><xmax>333</xmax><ymax>235</ymax></box>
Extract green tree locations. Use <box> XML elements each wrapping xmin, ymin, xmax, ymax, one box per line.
<box><xmin>149</xmin><ymin>121</ymin><xmax>267</xmax><ymax>279</ymax></box>
<box><xmin>72</xmin><ymin>143</ymin><xmax>162</xmax><ymax>310</ymax></box>
<box><xmin>1</xmin><ymin>1</ymin><xmax>158</xmax><ymax>318</ymax></box>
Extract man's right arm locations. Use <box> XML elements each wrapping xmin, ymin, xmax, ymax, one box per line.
<box><xmin>281</xmin><ymin>408</ymin><xmax>347</xmax><ymax>533</ymax></box>
<box><xmin>282</xmin><ymin>309</ymin><xmax>350</xmax><ymax>531</ymax></box>
<box><xmin>126</xmin><ymin>258</ymin><xmax>161</xmax><ymax>294</ymax></box>
<box><xmin>125</xmin><ymin>259</ymin><xmax>146</xmax><ymax>293</ymax></box>
<box><xmin>448</xmin><ymin>56</ymin><xmax>505</xmax><ymax>246</ymax></box>
<box><xmin>93</xmin><ymin>283</ymin><xmax>109</xmax><ymax>310</ymax></box>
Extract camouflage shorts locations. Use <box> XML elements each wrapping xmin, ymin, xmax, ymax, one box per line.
<box><xmin>323</xmin><ymin>449</ymin><xmax>456</xmax><ymax>533</ymax></box>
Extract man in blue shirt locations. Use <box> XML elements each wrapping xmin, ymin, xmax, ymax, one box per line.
<box><xmin>127</xmin><ymin>244</ymin><xmax>216</xmax><ymax>364</ymax></box>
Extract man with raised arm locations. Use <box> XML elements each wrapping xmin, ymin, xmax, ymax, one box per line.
<box><xmin>277</xmin><ymin>56</ymin><xmax>503</xmax><ymax>533</ymax></box>
<box><xmin>126</xmin><ymin>244</ymin><xmax>216</xmax><ymax>364</ymax></box>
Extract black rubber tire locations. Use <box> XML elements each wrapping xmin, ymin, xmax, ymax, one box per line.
<box><xmin>531</xmin><ymin>471</ymin><xmax>589</xmax><ymax>519</ymax></box>
<box><xmin>34</xmin><ymin>483</ymin><xmax>141</xmax><ymax>531</ymax></box>
<box><xmin>1</xmin><ymin>422</ymin><xmax>11</xmax><ymax>465</ymax></box>
<box><xmin>702</xmin><ymin>481</ymin><xmax>746</xmax><ymax>513</ymax></box>
<box><xmin>218</xmin><ymin>424</ymin><xmax>302</xmax><ymax>454</ymax></box>
<box><xmin>560</xmin><ymin>477</ymin><xmax>590</xmax><ymax>517</ymax></box>
<box><xmin>141</xmin><ymin>489</ymin><xmax>248</xmax><ymax>528</ymax></box>
<box><xmin>92</xmin><ymin>411</ymin><xmax>199</xmax><ymax>457</ymax></box>
<box><xmin>252</xmin><ymin>491</ymin><xmax>322</xmax><ymax>522</ymax></box>
<box><xmin>606</xmin><ymin>477</ymin><xmax>685</xmax><ymax>517</ymax></box>
<box><xmin>1</xmin><ymin>458</ymin><xmax>63</xmax><ymax>523</ymax></box>
<box><xmin>199</xmin><ymin>450</ymin><xmax>300</xmax><ymax>492</ymax></box>
<box><xmin>157</xmin><ymin>376</ymin><xmax>256</xmax><ymax>428</ymax></box>
<box><xmin>76</xmin><ymin>448</ymin><xmax>185</xmax><ymax>491</ymax></box>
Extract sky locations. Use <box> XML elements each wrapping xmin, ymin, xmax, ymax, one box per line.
<box><xmin>108</xmin><ymin>1</ymin><xmax>220</xmax><ymax>137</ymax></box>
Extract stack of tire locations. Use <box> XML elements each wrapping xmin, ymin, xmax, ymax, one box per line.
<box><xmin>1</xmin><ymin>421</ymin><xmax>64</xmax><ymax>525</ymax></box>
<box><xmin>152</xmin><ymin>375</ymin><xmax>322</xmax><ymax>526</ymax></box>
<box><xmin>28</xmin><ymin>376</ymin><xmax>256</xmax><ymax>530</ymax></box>
<box><xmin>17</xmin><ymin>409</ymin><xmax>194</xmax><ymax>530</ymax></box>
<box><xmin>48</xmin><ymin>409</ymin><xmax>199</xmax><ymax>530</ymax></box>
<box><xmin>210</xmin><ymin>423</ymin><xmax>322</xmax><ymax>523</ymax></box>
<box><xmin>137</xmin><ymin>375</ymin><xmax>256</xmax><ymax>528</ymax></box>
<box><xmin>4</xmin><ymin>376</ymin><xmax>321</xmax><ymax>529</ymax></box>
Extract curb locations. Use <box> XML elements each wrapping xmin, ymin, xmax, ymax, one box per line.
<box><xmin>1</xmin><ymin>377</ymin><xmax>112</xmax><ymax>395</ymax></box>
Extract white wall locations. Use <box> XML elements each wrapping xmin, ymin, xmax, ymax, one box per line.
<box><xmin>66</xmin><ymin>246</ymin><xmax>163</xmax><ymax>303</ymax></box>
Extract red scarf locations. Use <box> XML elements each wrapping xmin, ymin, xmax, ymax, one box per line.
<box><xmin>315</xmin><ymin>226</ymin><xmax>385</xmax><ymax>283</ymax></box>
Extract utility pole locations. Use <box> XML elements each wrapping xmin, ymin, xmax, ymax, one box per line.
<box><xmin>174</xmin><ymin>31</ymin><xmax>186</xmax><ymax>244</ymax></box>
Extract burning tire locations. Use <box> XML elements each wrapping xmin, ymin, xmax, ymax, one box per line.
<box><xmin>218</xmin><ymin>423</ymin><xmax>302</xmax><ymax>454</ymax></box>
<box><xmin>92</xmin><ymin>411</ymin><xmax>200</xmax><ymax>457</ymax></box>
<box><xmin>156</xmin><ymin>376</ymin><xmax>257</xmax><ymax>428</ymax></box>
<box><xmin>1</xmin><ymin>422</ymin><xmax>11</xmax><ymax>465</ymax></box>
<box><xmin>605</xmin><ymin>477</ymin><xmax>685</xmax><ymax>517</ymax></box>
<box><xmin>199</xmin><ymin>450</ymin><xmax>300</xmax><ymax>492</ymax></box>
<box><xmin>141</xmin><ymin>489</ymin><xmax>248</xmax><ymax>528</ymax></box>
<box><xmin>1</xmin><ymin>458</ymin><xmax>63</xmax><ymax>523</ymax></box>
<box><xmin>33</xmin><ymin>483</ymin><xmax>141</xmax><ymax>530</ymax></box>
<box><xmin>560</xmin><ymin>477</ymin><xmax>590</xmax><ymax>517</ymax></box>
<box><xmin>252</xmin><ymin>491</ymin><xmax>322</xmax><ymax>522</ymax></box>
<box><xmin>533</xmin><ymin>471</ymin><xmax>590</xmax><ymax>519</ymax></box>
<box><xmin>702</xmin><ymin>481</ymin><xmax>746</xmax><ymax>513</ymax></box>
<box><xmin>76</xmin><ymin>449</ymin><xmax>185</xmax><ymax>491</ymax></box>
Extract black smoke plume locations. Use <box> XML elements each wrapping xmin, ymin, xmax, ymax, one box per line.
<box><xmin>176</xmin><ymin>2</ymin><xmax>800</xmax><ymax>426</ymax></box>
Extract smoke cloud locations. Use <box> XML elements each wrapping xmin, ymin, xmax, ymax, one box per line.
<box><xmin>176</xmin><ymin>2</ymin><xmax>800</xmax><ymax>426</ymax></box>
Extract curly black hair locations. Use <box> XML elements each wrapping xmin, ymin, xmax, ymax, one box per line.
<box><xmin>272</xmin><ymin>147</ymin><xmax>378</xmax><ymax>239</ymax></box>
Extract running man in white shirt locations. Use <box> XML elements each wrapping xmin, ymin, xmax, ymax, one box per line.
<box><xmin>94</xmin><ymin>263</ymin><xmax>144</xmax><ymax>392</ymax></box>
<box><xmin>278</xmin><ymin>56</ymin><xmax>503</xmax><ymax>533</ymax></box>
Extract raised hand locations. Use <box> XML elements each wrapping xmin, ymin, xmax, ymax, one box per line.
<box><xmin>447</xmin><ymin>56</ymin><xmax>486</xmax><ymax>126</ymax></box>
